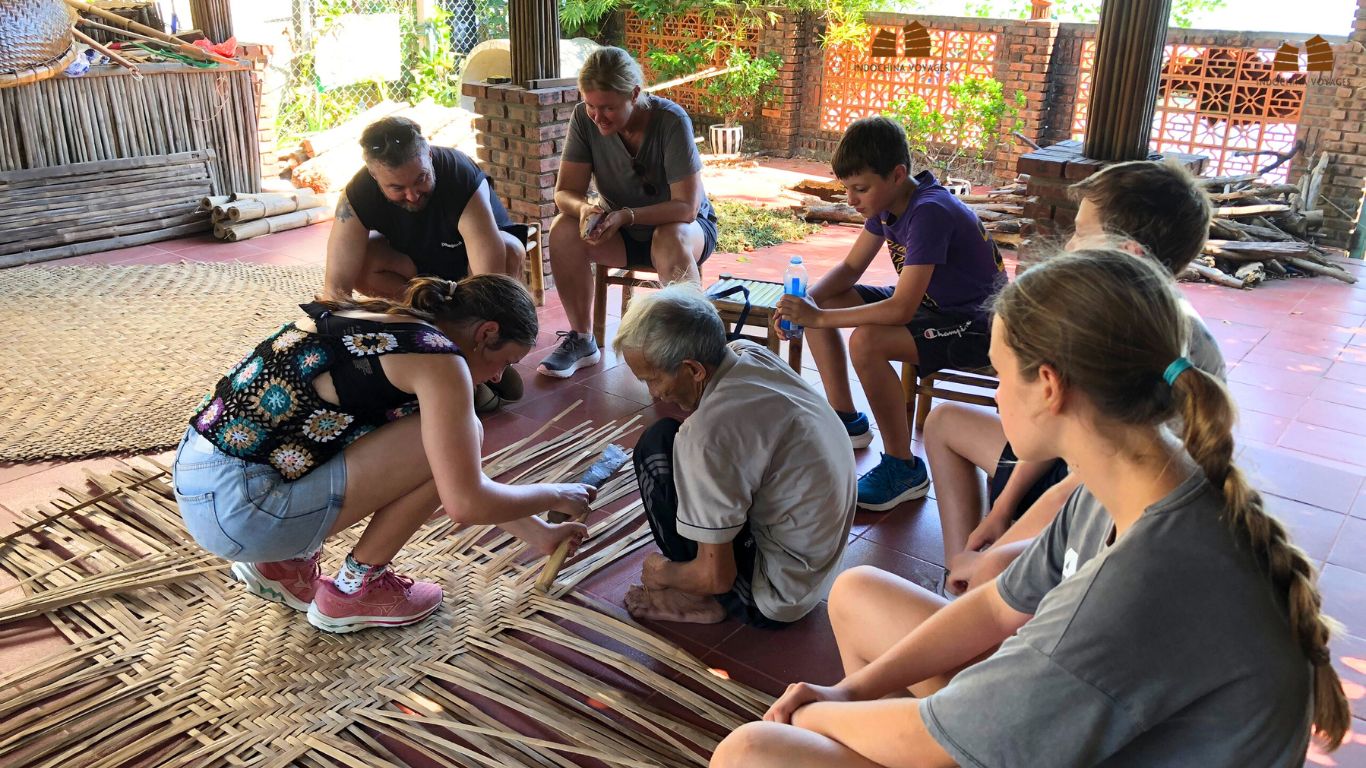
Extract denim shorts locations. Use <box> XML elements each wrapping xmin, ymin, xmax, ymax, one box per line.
<box><xmin>172</xmin><ymin>427</ymin><xmax>347</xmax><ymax>562</ymax></box>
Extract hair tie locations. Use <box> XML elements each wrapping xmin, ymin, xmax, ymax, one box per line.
<box><xmin>1163</xmin><ymin>357</ymin><xmax>1194</xmax><ymax>386</ymax></box>
<box><xmin>445</xmin><ymin>280</ymin><xmax>459</xmax><ymax>303</ymax></box>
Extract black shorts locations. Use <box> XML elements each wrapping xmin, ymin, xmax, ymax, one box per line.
<box><xmin>852</xmin><ymin>285</ymin><xmax>993</xmax><ymax>374</ymax></box>
<box><xmin>988</xmin><ymin>442</ymin><xmax>1070</xmax><ymax>520</ymax></box>
<box><xmin>621</xmin><ymin>214</ymin><xmax>719</xmax><ymax>270</ymax></box>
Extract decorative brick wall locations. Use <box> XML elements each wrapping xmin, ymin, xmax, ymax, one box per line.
<box><xmin>463</xmin><ymin>81</ymin><xmax>578</xmax><ymax>291</ymax></box>
<box><xmin>993</xmin><ymin>19</ymin><xmax>1060</xmax><ymax>183</ymax></box>
<box><xmin>1294</xmin><ymin>3</ymin><xmax>1366</xmax><ymax>247</ymax></box>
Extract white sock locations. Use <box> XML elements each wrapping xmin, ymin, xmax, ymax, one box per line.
<box><xmin>334</xmin><ymin>552</ymin><xmax>382</xmax><ymax>594</ymax></box>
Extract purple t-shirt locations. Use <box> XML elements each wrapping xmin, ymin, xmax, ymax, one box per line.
<box><xmin>864</xmin><ymin>171</ymin><xmax>1007</xmax><ymax>316</ymax></box>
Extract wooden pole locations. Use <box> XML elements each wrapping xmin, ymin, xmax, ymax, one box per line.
<box><xmin>1083</xmin><ymin>0</ymin><xmax>1172</xmax><ymax>161</ymax></box>
<box><xmin>71</xmin><ymin>29</ymin><xmax>143</xmax><ymax>80</ymax></box>
<box><xmin>508</xmin><ymin>0</ymin><xmax>560</xmax><ymax>87</ymax></box>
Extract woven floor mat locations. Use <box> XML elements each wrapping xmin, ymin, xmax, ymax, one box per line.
<box><xmin>0</xmin><ymin>412</ymin><xmax>769</xmax><ymax>768</ymax></box>
<box><xmin>1</xmin><ymin>263</ymin><xmax>326</xmax><ymax>462</ymax></box>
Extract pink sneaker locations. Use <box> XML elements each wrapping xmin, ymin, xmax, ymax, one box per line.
<box><xmin>306</xmin><ymin>568</ymin><xmax>443</xmax><ymax>633</ymax></box>
<box><xmin>230</xmin><ymin>552</ymin><xmax>322</xmax><ymax>612</ymax></box>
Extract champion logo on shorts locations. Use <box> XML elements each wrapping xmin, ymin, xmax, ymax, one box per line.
<box><xmin>921</xmin><ymin>321</ymin><xmax>973</xmax><ymax>340</ymax></box>
<box><xmin>440</xmin><ymin>240</ymin><xmax>464</xmax><ymax>249</ymax></box>
<box><xmin>1062</xmin><ymin>548</ymin><xmax>1080</xmax><ymax>579</ymax></box>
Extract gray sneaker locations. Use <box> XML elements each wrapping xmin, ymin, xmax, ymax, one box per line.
<box><xmin>537</xmin><ymin>331</ymin><xmax>601</xmax><ymax>379</ymax></box>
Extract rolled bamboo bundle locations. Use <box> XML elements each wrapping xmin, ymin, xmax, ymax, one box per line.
<box><xmin>213</xmin><ymin>191</ymin><xmax>324</xmax><ymax>223</ymax></box>
<box><xmin>217</xmin><ymin>206</ymin><xmax>334</xmax><ymax>242</ymax></box>
<box><xmin>199</xmin><ymin>194</ymin><xmax>231</xmax><ymax>211</ymax></box>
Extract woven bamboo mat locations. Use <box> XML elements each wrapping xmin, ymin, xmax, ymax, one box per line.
<box><xmin>0</xmin><ymin>412</ymin><xmax>770</xmax><ymax>767</ymax></box>
<box><xmin>0</xmin><ymin>263</ymin><xmax>325</xmax><ymax>462</ymax></box>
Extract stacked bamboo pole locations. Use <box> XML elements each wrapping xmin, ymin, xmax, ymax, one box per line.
<box><xmin>0</xmin><ymin>64</ymin><xmax>259</xmax><ymax>196</ymax></box>
<box><xmin>188</xmin><ymin>0</ymin><xmax>234</xmax><ymax>43</ymax></box>
<box><xmin>509</xmin><ymin>0</ymin><xmax>561</xmax><ymax>87</ymax></box>
<box><xmin>0</xmin><ymin>151</ymin><xmax>214</xmax><ymax>267</ymax></box>
<box><xmin>1082</xmin><ymin>0</ymin><xmax>1172</xmax><ymax>162</ymax></box>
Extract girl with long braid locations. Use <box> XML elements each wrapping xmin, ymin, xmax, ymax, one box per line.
<box><xmin>711</xmin><ymin>249</ymin><xmax>1349</xmax><ymax>767</ymax></box>
<box><xmin>173</xmin><ymin>274</ymin><xmax>593</xmax><ymax>633</ymax></box>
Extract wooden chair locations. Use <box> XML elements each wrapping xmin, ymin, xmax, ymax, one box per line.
<box><xmin>503</xmin><ymin>223</ymin><xmax>544</xmax><ymax>306</ymax></box>
<box><xmin>901</xmin><ymin>363</ymin><xmax>1000</xmax><ymax>432</ymax></box>
<box><xmin>591</xmin><ymin>265</ymin><xmax>663</xmax><ymax>347</ymax></box>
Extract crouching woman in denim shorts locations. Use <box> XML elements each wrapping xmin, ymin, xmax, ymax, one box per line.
<box><xmin>173</xmin><ymin>273</ymin><xmax>595</xmax><ymax>633</ymax></box>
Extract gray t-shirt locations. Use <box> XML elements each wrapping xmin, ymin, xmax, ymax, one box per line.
<box><xmin>674</xmin><ymin>341</ymin><xmax>857</xmax><ymax>622</ymax></box>
<box><xmin>921</xmin><ymin>471</ymin><xmax>1312</xmax><ymax>767</ymax></box>
<box><xmin>562</xmin><ymin>94</ymin><xmax>714</xmax><ymax>241</ymax></box>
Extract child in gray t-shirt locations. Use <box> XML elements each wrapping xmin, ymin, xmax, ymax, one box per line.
<box><xmin>709</xmin><ymin>249</ymin><xmax>1350</xmax><ymax>767</ymax></box>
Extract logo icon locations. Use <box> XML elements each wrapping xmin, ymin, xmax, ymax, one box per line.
<box><xmin>1272</xmin><ymin>35</ymin><xmax>1334</xmax><ymax>73</ymax></box>
<box><xmin>870</xmin><ymin>21</ymin><xmax>933</xmax><ymax>59</ymax></box>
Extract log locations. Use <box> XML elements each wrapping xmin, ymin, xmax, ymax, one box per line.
<box><xmin>1219</xmin><ymin>219</ymin><xmax>1294</xmax><ymax>242</ymax></box>
<box><xmin>217</xmin><ymin>207</ymin><xmax>334</xmax><ymax>242</ymax></box>
<box><xmin>1199</xmin><ymin>173</ymin><xmax>1260</xmax><ymax>189</ymax></box>
<box><xmin>801</xmin><ymin>203</ymin><xmax>863</xmax><ymax>224</ymax></box>
<box><xmin>1234</xmin><ymin>261</ymin><xmax>1266</xmax><ymax>286</ymax></box>
<box><xmin>1187</xmin><ymin>261</ymin><xmax>1246</xmax><ymax>289</ymax></box>
<box><xmin>1208</xmin><ymin>218</ymin><xmax>1248</xmax><ymax>241</ymax></box>
<box><xmin>1303</xmin><ymin>152</ymin><xmax>1329</xmax><ymax>211</ymax></box>
<box><xmin>1204</xmin><ymin>240</ymin><xmax>1310</xmax><ymax>261</ymax></box>
<box><xmin>1206</xmin><ymin>184</ymin><xmax>1300</xmax><ymax>201</ymax></box>
<box><xmin>1285</xmin><ymin>257</ymin><xmax>1358</xmax><ymax>284</ymax></box>
<box><xmin>785</xmin><ymin>179</ymin><xmax>846</xmax><ymax>203</ymax></box>
<box><xmin>1265</xmin><ymin>259</ymin><xmax>1287</xmax><ymax>276</ymax></box>
<box><xmin>1216</xmin><ymin>204</ymin><xmax>1292</xmax><ymax>218</ymax></box>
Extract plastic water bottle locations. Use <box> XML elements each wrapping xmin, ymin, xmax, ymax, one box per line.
<box><xmin>781</xmin><ymin>256</ymin><xmax>808</xmax><ymax>339</ymax></box>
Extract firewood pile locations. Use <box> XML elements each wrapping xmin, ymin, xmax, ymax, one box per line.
<box><xmin>1183</xmin><ymin>154</ymin><xmax>1356</xmax><ymax>288</ymax></box>
<box><xmin>202</xmin><ymin>190</ymin><xmax>333</xmax><ymax>242</ymax></box>
<box><xmin>781</xmin><ymin>179</ymin><xmax>1029</xmax><ymax>247</ymax></box>
<box><xmin>281</xmin><ymin>101</ymin><xmax>477</xmax><ymax>193</ymax></box>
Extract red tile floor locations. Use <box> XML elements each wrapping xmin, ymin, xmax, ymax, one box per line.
<box><xmin>5</xmin><ymin>158</ymin><xmax>1366</xmax><ymax>764</ymax></box>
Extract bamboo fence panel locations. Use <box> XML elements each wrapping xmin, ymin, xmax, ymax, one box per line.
<box><xmin>0</xmin><ymin>64</ymin><xmax>259</xmax><ymax>195</ymax></box>
<box><xmin>0</xmin><ymin>414</ymin><xmax>769</xmax><ymax>767</ymax></box>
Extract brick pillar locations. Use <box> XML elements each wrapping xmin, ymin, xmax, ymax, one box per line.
<box><xmin>758</xmin><ymin>10</ymin><xmax>808</xmax><ymax>155</ymax></box>
<box><xmin>463</xmin><ymin>80</ymin><xmax>578</xmax><ymax>293</ymax></box>
<box><xmin>1038</xmin><ymin>26</ymin><xmax>1089</xmax><ymax>146</ymax></box>
<box><xmin>1294</xmin><ymin>6</ymin><xmax>1366</xmax><ymax>248</ymax></box>
<box><xmin>993</xmin><ymin>18</ymin><xmax>1060</xmax><ymax>183</ymax></box>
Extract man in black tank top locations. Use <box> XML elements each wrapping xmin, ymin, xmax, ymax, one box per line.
<box><xmin>324</xmin><ymin>117</ymin><xmax>526</xmax><ymax>411</ymax></box>
<box><xmin>324</xmin><ymin>117</ymin><xmax>525</xmax><ymax>301</ymax></box>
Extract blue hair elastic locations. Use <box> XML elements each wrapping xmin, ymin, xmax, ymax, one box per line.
<box><xmin>1163</xmin><ymin>357</ymin><xmax>1194</xmax><ymax>386</ymax></box>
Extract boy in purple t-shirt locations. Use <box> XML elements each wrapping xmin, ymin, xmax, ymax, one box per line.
<box><xmin>776</xmin><ymin>117</ymin><xmax>1006</xmax><ymax>512</ymax></box>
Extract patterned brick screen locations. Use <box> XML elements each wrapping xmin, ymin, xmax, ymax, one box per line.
<box><xmin>623</xmin><ymin>12</ymin><xmax>759</xmax><ymax>118</ymax></box>
<box><xmin>818</xmin><ymin>25</ymin><xmax>999</xmax><ymax>133</ymax></box>
<box><xmin>1072</xmin><ymin>41</ymin><xmax>1307</xmax><ymax>182</ymax></box>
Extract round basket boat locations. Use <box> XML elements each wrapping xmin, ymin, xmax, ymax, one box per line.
<box><xmin>0</xmin><ymin>0</ymin><xmax>77</xmax><ymax>89</ymax></box>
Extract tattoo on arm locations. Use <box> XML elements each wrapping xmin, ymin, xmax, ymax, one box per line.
<box><xmin>336</xmin><ymin>194</ymin><xmax>354</xmax><ymax>222</ymax></box>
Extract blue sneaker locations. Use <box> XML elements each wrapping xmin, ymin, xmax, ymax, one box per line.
<box><xmin>841</xmin><ymin>411</ymin><xmax>874</xmax><ymax>449</ymax></box>
<box><xmin>857</xmin><ymin>453</ymin><xmax>930</xmax><ymax>511</ymax></box>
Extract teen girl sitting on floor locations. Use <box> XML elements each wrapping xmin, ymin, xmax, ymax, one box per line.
<box><xmin>710</xmin><ymin>249</ymin><xmax>1349</xmax><ymax>767</ymax></box>
<box><xmin>173</xmin><ymin>274</ymin><xmax>594</xmax><ymax>633</ymax></box>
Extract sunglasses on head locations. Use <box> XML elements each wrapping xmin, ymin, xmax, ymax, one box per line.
<box><xmin>366</xmin><ymin>125</ymin><xmax>417</xmax><ymax>154</ymax></box>
<box><xmin>632</xmin><ymin>160</ymin><xmax>657</xmax><ymax>196</ymax></box>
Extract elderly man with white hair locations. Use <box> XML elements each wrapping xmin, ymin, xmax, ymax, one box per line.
<box><xmin>616</xmin><ymin>285</ymin><xmax>857</xmax><ymax>627</ymax></box>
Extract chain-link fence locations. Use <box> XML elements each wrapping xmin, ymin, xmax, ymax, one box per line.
<box><xmin>276</xmin><ymin>0</ymin><xmax>508</xmax><ymax>142</ymax></box>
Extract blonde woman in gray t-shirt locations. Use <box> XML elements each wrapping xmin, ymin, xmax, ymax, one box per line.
<box><xmin>538</xmin><ymin>46</ymin><xmax>719</xmax><ymax>380</ymax></box>
<box><xmin>710</xmin><ymin>249</ymin><xmax>1350</xmax><ymax>767</ymax></box>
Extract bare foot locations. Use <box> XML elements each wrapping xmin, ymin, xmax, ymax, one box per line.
<box><xmin>624</xmin><ymin>584</ymin><xmax>727</xmax><ymax>624</ymax></box>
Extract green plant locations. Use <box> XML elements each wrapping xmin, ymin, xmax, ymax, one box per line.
<box><xmin>713</xmin><ymin>199</ymin><xmax>823</xmax><ymax>252</ymax></box>
<box><xmin>559</xmin><ymin>0</ymin><xmax>888</xmax><ymax>47</ymax></box>
<box><xmin>401</xmin><ymin>6</ymin><xmax>461</xmax><ymax>106</ymax></box>
<box><xmin>648</xmin><ymin>42</ymin><xmax>780</xmax><ymax>124</ymax></box>
<box><xmin>885</xmin><ymin>75</ymin><xmax>1027</xmax><ymax>183</ymax></box>
<box><xmin>959</xmin><ymin>0</ymin><xmax>1227</xmax><ymax>27</ymax></box>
